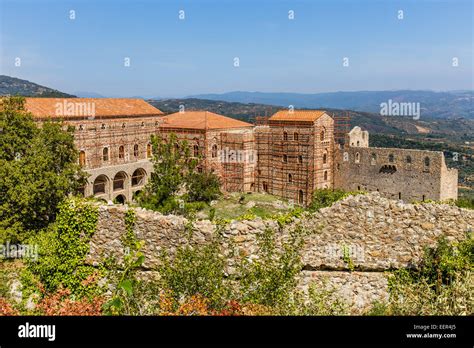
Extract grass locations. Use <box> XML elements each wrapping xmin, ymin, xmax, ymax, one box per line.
<box><xmin>202</xmin><ymin>192</ymin><xmax>293</xmax><ymax>220</ymax></box>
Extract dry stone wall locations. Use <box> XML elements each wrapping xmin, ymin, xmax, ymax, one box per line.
<box><xmin>87</xmin><ymin>192</ymin><xmax>473</xmax><ymax>312</ymax></box>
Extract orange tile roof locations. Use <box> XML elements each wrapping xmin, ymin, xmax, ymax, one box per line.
<box><xmin>24</xmin><ymin>98</ymin><xmax>163</xmax><ymax>119</ymax></box>
<box><xmin>159</xmin><ymin>111</ymin><xmax>253</xmax><ymax>130</ymax></box>
<box><xmin>269</xmin><ymin>110</ymin><xmax>328</xmax><ymax>122</ymax></box>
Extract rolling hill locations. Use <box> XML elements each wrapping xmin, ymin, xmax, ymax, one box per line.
<box><xmin>191</xmin><ymin>90</ymin><xmax>474</xmax><ymax>120</ymax></box>
<box><xmin>147</xmin><ymin>98</ymin><xmax>473</xmax><ymax>141</ymax></box>
<box><xmin>0</xmin><ymin>75</ymin><xmax>76</xmax><ymax>98</ymax></box>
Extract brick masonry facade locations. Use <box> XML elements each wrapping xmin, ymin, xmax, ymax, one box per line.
<box><xmin>27</xmin><ymin>99</ymin><xmax>458</xmax><ymax>204</ymax></box>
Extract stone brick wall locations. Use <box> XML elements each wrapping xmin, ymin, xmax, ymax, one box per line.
<box><xmin>86</xmin><ymin>192</ymin><xmax>473</xmax><ymax>312</ymax></box>
<box><xmin>334</xmin><ymin>145</ymin><xmax>458</xmax><ymax>202</ymax></box>
<box><xmin>334</xmin><ymin>126</ymin><xmax>458</xmax><ymax>202</ymax></box>
<box><xmin>254</xmin><ymin>113</ymin><xmax>335</xmax><ymax>206</ymax></box>
<box><xmin>60</xmin><ymin>116</ymin><xmax>161</xmax><ymax>203</ymax></box>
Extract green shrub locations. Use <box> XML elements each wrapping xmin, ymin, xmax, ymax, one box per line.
<box><xmin>237</xmin><ymin>226</ymin><xmax>305</xmax><ymax>307</ymax></box>
<box><xmin>157</xmin><ymin>239</ymin><xmax>229</xmax><ymax>309</ymax></box>
<box><xmin>308</xmin><ymin>189</ymin><xmax>363</xmax><ymax>212</ymax></box>
<box><xmin>383</xmin><ymin>236</ymin><xmax>473</xmax><ymax>315</ymax></box>
<box><xmin>21</xmin><ymin>198</ymin><xmax>101</xmax><ymax>299</ymax></box>
<box><xmin>279</xmin><ymin>283</ymin><xmax>348</xmax><ymax>315</ymax></box>
<box><xmin>455</xmin><ymin>197</ymin><xmax>474</xmax><ymax>210</ymax></box>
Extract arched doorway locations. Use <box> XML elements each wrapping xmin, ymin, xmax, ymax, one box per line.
<box><xmin>114</xmin><ymin>194</ymin><xmax>126</xmax><ymax>204</ymax></box>
<box><xmin>79</xmin><ymin>151</ymin><xmax>86</xmax><ymax>167</ymax></box>
<box><xmin>93</xmin><ymin>175</ymin><xmax>109</xmax><ymax>195</ymax></box>
<box><xmin>298</xmin><ymin>190</ymin><xmax>304</xmax><ymax>205</ymax></box>
<box><xmin>131</xmin><ymin>168</ymin><xmax>146</xmax><ymax>187</ymax></box>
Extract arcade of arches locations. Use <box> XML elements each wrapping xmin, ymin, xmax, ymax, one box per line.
<box><xmin>88</xmin><ymin>167</ymin><xmax>148</xmax><ymax>204</ymax></box>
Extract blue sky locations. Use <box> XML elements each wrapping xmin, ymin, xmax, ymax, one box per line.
<box><xmin>0</xmin><ymin>0</ymin><xmax>472</xmax><ymax>97</ymax></box>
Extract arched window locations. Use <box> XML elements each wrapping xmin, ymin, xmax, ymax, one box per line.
<box><xmin>262</xmin><ymin>182</ymin><xmax>268</xmax><ymax>192</ymax></box>
<box><xmin>294</xmin><ymin>132</ymin><xmax>299</xmax><ymax>141</ymax></box>
<box><xmin>371</xmin><ymin>153</ymin><xmax>377</xmax><ymax>165</ymax></box>
<box><xmin>323</xmin><ymin>170</ymin><xmax>328</xmax><ymax>181</ymax></box>
<box><xmin>93</xmin><ymin>175</ymin><xmax>108</xmax><ymax>195</ymax></box>
<box><xmin>133</xmin><ymin>144</ymin><xmax>139</xmax><ymax>158</ymax></box>
<box><xmin>79</xmin><ymin>151</ymin><xmax>86</xmax><ymax>166</ymax></box>
<box><xmin>323</xmin><ymin>153</ymin><xmax>327</xmax><ymax>164</ymax></box>
<box><xmin>147</xmin><ymin>143</ymin><xmax>152</xmax><ymax>158</ymax></box>
<box><xmin>320</xmin><ymin>128</ymin><xmax>326</xmax><ymax>141</ymax></box>
<box><xmin>288</xmin><ymin>173</ymin><xmax>292</xmax><ymax>183</ymax></box>
<box><xmin>298</xmin><ymin>190</ymin><xmax>304</xmax><ymax>204</ymax></box>
<box><xmin>406</xmin><ymin>155</ymin><xmax>412</xmax><ymax>164</ymax></box>
<box><xmin>119</xmin><ymin>146</ymin><xmax>125</xmax><ymax>159</ymax></box>
<box><xmin>212</xmin><ymin>144</ymin><xmax>218</xmax><ymax>158</ymax></box>
<box><xmin>355</xmin><ymin>152</ymin><xmax>360</xmax><ymax>163</ymax></box>
<box><xmin>113</xmin><ymin>172</ymin><xmax>127</xmax><ymax>191</ymax></box>
<box><xmin>298</xmin><ymin>155</ymin><xmax>303</xmax><ymax>164</ymax></box>
<box><xmin>102</xmin><ymin>147</ymin><xmax>109</xmax><ymax>162</ymax></box>
<box><xmin>283</xmin><ymin>154</ymin><xmax>288</xmax><ymax>163</ymax></box>
<box><xmin>357</xmin><ymin>140</ymin><xmax>360</xmax><ymax>147</ymax></box>
<box><xmin>101</xmin><ymin>123</ymin><xmax>106</xmax><ymax>130</ymax></box>
<box><xmin>379</xmin><ymin>165</ymin><xmax>397</xmax><ymax>174</ymax></box>
<box><xmin>131</xmin><ymin>168</ymin><xmax>146</xmax><ymax>186</ymax></box>
<box><xmin>424</xmin><ymin>157</ymin><xmax>430</xmax><ymax>166</ymax></box>
<box><xmin>388</xmin><ymin>154</ymin><xmax>394</xmax><ymax>163</ymax></box>
<box><xmin>283</xmin><ymin>132</ymin><xmax>288</xmax><ymax>141</ymax></box>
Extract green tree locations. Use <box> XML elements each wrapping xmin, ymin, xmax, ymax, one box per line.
<box><xmin>139</xmin><ymin>133</ymin><xmax>221</xmax><ymax>211</ymax></box>
<box><xmin>0</xmin><ymin>96</ymin><xmax>86</xmax><ymax>242</ymax></box>
<box><xmin>186</xmin><ymin>171</ymin><xmax>221</xmax><ymax>203</ymax></box>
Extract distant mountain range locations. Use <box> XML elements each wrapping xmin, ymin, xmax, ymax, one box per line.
<box><xmin>0</xmin><ymin>75</ymin><xmax>76</xmax><ymax>98</ymax></box>
<box><xmin>1</xmin><ymin>75</ymin><xmax>472</xmax><ymax>121</ymax></box>
<box><xmin>148</xmin><ymin>98</ymin><xmax>473</xmax><ymax>141</ymax></box>
<box><xmin>190</xmin><ymin>90</ymin><xmax>474</xmax><ymax>120</ymax></box>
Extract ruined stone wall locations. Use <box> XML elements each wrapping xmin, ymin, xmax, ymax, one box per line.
<box><xmin>86</xmin><ymin>193</ymin><xmax>473</xmax><ymax>312</ymax></box>
<box><xmin>334</xmin><ymin>145</ymin><xmax>458</xmax><ymax>202</ymax></box>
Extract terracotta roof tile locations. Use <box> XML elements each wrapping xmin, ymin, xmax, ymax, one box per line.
<box><xmin>269</xmin><ymin>110</ymin><xmax>328</xmax><ymax>122</ymax></box>
<box><xmin>24</xmin><ymin>98</ymin><xmax>163</xmax><ymax>119</ymax></box>
<box><xmin>160</xmin><ymin>111</ymin><xmax>253</xmax><ymax>130</ymax></box>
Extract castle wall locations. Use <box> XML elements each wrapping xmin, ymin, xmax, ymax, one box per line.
<box><xmin>334</xmin><ymin>146</ymin><xmax>456</xmax><ymax>202</ymax></box>
<box><xmin>440</xmin><ymin>165</ymin><xmax>459</xmax><ymax>201</ymax></box>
